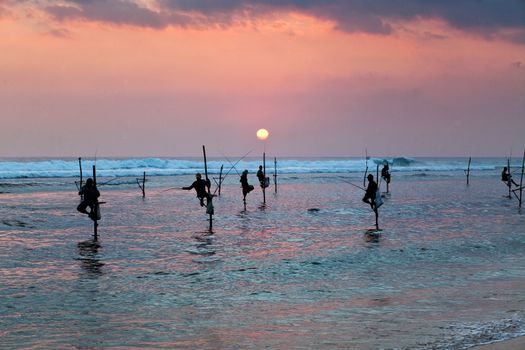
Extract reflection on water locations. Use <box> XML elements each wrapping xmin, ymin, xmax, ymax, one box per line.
<box><xmin>364</xmin><ymin>229</ymin><xmax>382</xmax><ymax>243</ymax></box>
<box><xmin>77</xmin><ymin>240</ymin><xmax>104</xmax><ymax>276</ymax></box>
<box><xmin>1</xmin><ymin>175</ymin><xmax>525</xmax><ymax>349</ymax></box>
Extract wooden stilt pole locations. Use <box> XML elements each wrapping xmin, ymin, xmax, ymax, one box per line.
<box><xmin>142</xmin><ymin>171</ymin><xmax>146</xmax><ymax>198</ymax></box>
<box><xmin>386</xmin><ymin>164</ymin><xmax>390</xmax><ymax>194</ymax></box>
<box><xmin>374</xmin><ymin>207</ymin><xmax>379</xmax><ymax>231</ymax></box>
<box><xmin>202</xmin><ymin>145</ymin><xmax>212</xmax><ymax>231</ymax></box>
<box><xmin>519</xmin><ymin>149</ymin><xmax>525</xmax><ymax>209</ymax></box>
<box><xmin>375</xmin><ymin>165</ymin><xmax>380</xmax><ymax>230</ymax></box>
<box><xmin>466</xmin><ymin>157</ymin><xmax>471</xmax><ymax>186</ymax></box>
<box><xmin>218</xmin><ymin>165</ymin><xmax>223</xmax><ymax>197</ymax></box>
<box><xmin>273</xmin><ymin>157</ymin><xmax>277</xmax><ymax>194</ymax></box>
<box><xmin>92</xmin><ymin>165</ymin><xmax>98</xmax><ymax>241</ymax></box>
<box><xmin>136</xmin><ymin>171</ymin><xmax>146</xmax><ymax>197</ymax></box>
<box><xmin>376</xmin><ymin>165</ymin><xmax>380</xmax><ymax>188</ymax></box>
<box><xmin>263</xmin><ymin>152</ymin><xmax>266</xmax><ymax>205</ymax></box>
<box><xmin>78</xmin><ymin>157</ymin><xmax>83</xmax><ymax>199</ymax></box>
<box><xmin>363</xmin><ymin>148</ymin><xmax>368</xmax><ymax>188</ymax></box>
<box><xmin>508</xmin><ymin>157</ymin><xmax>512</xmax><ymax>199</ymax></box>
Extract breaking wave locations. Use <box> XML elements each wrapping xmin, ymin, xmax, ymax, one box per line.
<box><xmin>0</xmin><ymin>157</ymin><xmax>508</xmax><ymax>179</ymax></box>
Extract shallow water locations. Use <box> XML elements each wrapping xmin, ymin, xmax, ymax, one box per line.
<box><xmin>1</xmin><ymin>172</ymin><xmax>525</xmax><ymax>349</ymax></box>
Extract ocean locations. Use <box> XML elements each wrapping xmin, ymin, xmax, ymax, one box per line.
<box><xmin>1</xmin><ymin>157</ymin><xmax>525</xmax><ymax>349</ymax></box>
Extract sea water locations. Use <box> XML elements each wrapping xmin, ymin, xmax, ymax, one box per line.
<box><xmin>1</xmin><ymin>157</ymin><xmax>525</xmax><ymax>349</ymax></box>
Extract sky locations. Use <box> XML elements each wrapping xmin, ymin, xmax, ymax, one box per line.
<box><xmin>1</xmin><ymin>0</ymin><xmax>524</xmax><ymax>158</ymax></box>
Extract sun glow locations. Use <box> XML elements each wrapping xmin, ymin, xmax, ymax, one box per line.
<box><xmin>256</xmin><ymin>128</ymin><xmax>269</xmax><ymax>140</ymax></box>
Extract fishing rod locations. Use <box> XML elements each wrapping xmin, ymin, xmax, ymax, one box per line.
<box><xmin>161</xmin><ymin>187</ymin><xmax>184</xmax><ymax>193</ymax></box>
<box><xmin>220</xmin><ymin>151</ymin><xmax>242</xmax><ymax>177</ymax></box>
<box><xmin>204</xmin><ymin>150</ymin><xmax>251</xmax><ymax>196</ymax></box>
<box><xmin>99</xmin><ymin>178</ymin><xmax>141</xmax><ymax>186</ymax></box>
<box><xmin>215</xmin><ymin>149</ymin><xmax>253</xmax><ymax>183</ymax></box>
<box><xmin>98</xmin><ymin>177</ymin><xmax>120</xmax><ymax>186</ymax></box>
<box><xmin>339</xmin><ymin>176</ymin><xmax>366</xmax><ymax>191</ymax></box>
<box><xmin>363</xmin><ymin>148</ymin><xmax>369</xmax><ymax>187</ymax></box>
<box><xmin>211</xmin><ymin>149</ymin><xmax>253</xmax><ymax>196</ymax></box>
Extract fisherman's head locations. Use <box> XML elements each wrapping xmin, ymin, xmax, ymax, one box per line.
<box><xmin>367</xmin><ymin>174</ymin><xmax>374</xmax><ymax>181</ymax></box>
<box><xmin>243</xmin><ymin>170</ymin><xmax>248</xmax><ymax>174</ymax></box>
<box><xmin>259</xmin><ymin>165</ymin><xmax>263</xmax><ymax>170</ymax></box>
<box><xmin>503</xmin><ymin>167</ymin><xmax>508</xmax><ymax>171</ymax></box>
<box><xmin>195</xmin><ymin>172</ymin><xmax>201</xmax><ymax>180</ymax></box>
<box><xmin>85</xmin><ymin>178</ymin><xmax>94</xmax><ymax>186</ymax></box>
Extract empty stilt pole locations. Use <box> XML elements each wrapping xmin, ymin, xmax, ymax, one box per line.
<box><xmin>136</xmin><ymin>171</ymin><xmax>146</xmax><ymax>197</ymax></box>
<box><xmin>142</xmin><ymin>171</ymin><xmax>146</xmax><ymax>197</ymax></box>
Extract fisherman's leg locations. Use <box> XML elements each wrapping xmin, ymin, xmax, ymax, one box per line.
<box><xmin>88</xmin><ymin>205</ymin><xmax>96</xmax><ymax>220</ymax></box>
<box><xmin>77</xmin><ymin>201</ymin><xmax>89</xmax><ymax>214</ymax></box>
<box><xmin>199</xmin><ymin>197</ymin><xmax>205</xmax><ymax>207</ymax></box>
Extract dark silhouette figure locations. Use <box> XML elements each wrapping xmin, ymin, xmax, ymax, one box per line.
<box><xmin>381</xmin><ymin>162</ymin><xmax>391</xmax><ymax>184</ymax></box>
<box><xmin>363</xmin><ymin>174</ymin><xmax>380</xmax><ymax>230</ymax></box>
<box><xmin>256</xmin><ymin>165</ymin><xmax>265</xmax><ymax>187</ymax></box>
<box><xmin>240</xmin><ymin>170</ymin><xmax>254</xmax><ymax>201</ymax></box>
<box><xmin>501</xmin><ymin>167</ymin><xmax>519</xmax><ymax>186</ymax></box>
<box><xmin>381</xmin><ymin>161</ymin><xmax>391</xmax><ymax>193</ymax></box>
<box><xmin>362</xmin><ymin>174</ymin><xmax>378</xmax><ymax>210</ymax></box>
<box><xmin>182</xmin><ymin>172</ymin><xmax>211</xmax><ymax>207</ymax></box>
<box><xmin>77</xmin><ymin>178</ymin><xmax>100</xmax><ymax>220</ymax></box>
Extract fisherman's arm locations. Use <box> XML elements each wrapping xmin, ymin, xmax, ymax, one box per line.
<box><xmin>182</xmin><ymin>182</ymin><xmax>195</xmax><ymax>190</ymax></box>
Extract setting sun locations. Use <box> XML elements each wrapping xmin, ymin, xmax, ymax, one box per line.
<box><xmin>256</xmin><ymin>128</ymin><xmax>269</xmax><ymax>141</ymax></box>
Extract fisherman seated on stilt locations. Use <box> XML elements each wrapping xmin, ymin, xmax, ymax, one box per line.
<box><xmin>256</xmin><ymin>165</ymin><xmax>266</xmax><ymax>188</ymax></box>
<box><xmin>77</xmin><ymin>178</ymin><xmax>100</xmax><ymax>220</ymax></box>
<box><xmin>240</xmin><ymin>169</ymin><xmax>254</xmax><ymax>201</ymax></box>
<box><xmin>381</xmin><ymin>162</ymin><xmax>391</xmax><ymax>184</ymax></box>
<box><xmin>362</xmin><ymin>174</ymin><xmax>378</xmax><ymax>210</ymax></box>
<box><xmin>182</xmin><ymin>172</ymin><xmax>211</xmax><ymax>207</ymax></box>
<box><xmin>501</xmin><ymin>167</ymin><xmax>519</xmax><ymax>187</ymax></box>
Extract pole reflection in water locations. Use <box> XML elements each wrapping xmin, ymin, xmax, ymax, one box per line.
<box><xmin>77</xmin><ymin>240</ymin><xmax>104</xmax><ymax>277</ymax></box>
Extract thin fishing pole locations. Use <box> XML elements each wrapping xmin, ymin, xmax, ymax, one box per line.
<box><xmin>98</xmin><ymin>177</ymin><xmax>119</xmax><ymax>186</ymax></box>
<box><xmin>220</xmin><ymin>149</ymin><xmax>253</xmax><ymax>180</ymax></box>
<box><xmin>212</xmin><ymin>149</ymin><xmax>253</xmax><ymax>196</ymax></box>
<box><xmin>161</xmin><ymin>187</ymin><xmax>183</xmax><ymax>193</ymax></box>
<box><xmin>339</xmin><ymin>176</ymin><xmax>366</xmax><ymax>191</ymax></box>
<box><xmin>220</xmin><ymin>151</ymin><xmax>242</xmax><ymax>176</ymax></box>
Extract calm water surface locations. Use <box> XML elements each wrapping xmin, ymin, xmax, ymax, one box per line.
<box><xmin>1</xmin><ymin>173</ymin><xmax>525</xmax><ymax>349</ymax></box>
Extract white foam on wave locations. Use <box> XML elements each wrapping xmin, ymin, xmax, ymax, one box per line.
<box><xmin>0</xmin><ymin>157</ymin><xmax>507</xmax><ymax>179</ymax></box>
<box><xmin>415</xmin><ymin>315</ymin><xmax>525</xmax><ymax>349</ymax></box>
